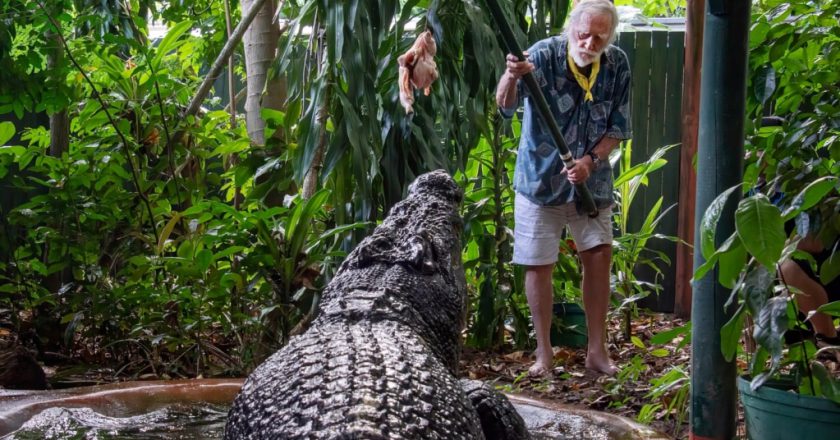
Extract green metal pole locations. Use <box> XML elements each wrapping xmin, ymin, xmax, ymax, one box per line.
<box><xmin>690</xmin><ymin>1</ymin><xmax>751</xmax><ymax>439</ymax></box>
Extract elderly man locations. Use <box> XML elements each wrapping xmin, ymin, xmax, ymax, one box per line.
<box><xmin>496</xmin><ymin>0</ymin><xmax>631</xmax><ymax>376</ymax></box>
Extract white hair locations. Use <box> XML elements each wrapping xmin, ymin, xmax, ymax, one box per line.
<box><xmin>567</xmin><ymin>0</ymin><xmax>619</xmax><ymax>46</ymax></box>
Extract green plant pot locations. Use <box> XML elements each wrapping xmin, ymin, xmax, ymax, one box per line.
<box><xmin>550</xmin><ymin>303</ymin><xmax>588</xmax><ymax>348</ymax></box>
<box><xmin>738</xmin><ymin>376</ymin><xmax>840</xmax><ymax>440</ymax></box>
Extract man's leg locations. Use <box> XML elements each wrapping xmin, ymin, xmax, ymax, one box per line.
<box><xmin>524</xmin><ymin>263</ymin><xmax>556</xmax><ymax>376</ymax></box>
<box><xmin>579</xmin><ymin>244</ymin><xmax>617</xmax><ymax>375</ymax></box>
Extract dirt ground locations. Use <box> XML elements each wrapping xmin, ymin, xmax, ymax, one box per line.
<box><xmin>459</xmin><ymin>313</ymin><xmax>694</xmax><ymax>439</ymax></box>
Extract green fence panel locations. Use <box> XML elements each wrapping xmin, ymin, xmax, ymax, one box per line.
<box><xmin>617</xmin><ymin>24</ymin><xmax>685</xmax><ymax>312</ymax></box>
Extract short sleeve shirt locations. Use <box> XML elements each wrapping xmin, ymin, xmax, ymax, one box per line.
<box><xmin>500</xmin><ymin>35</ymin><xmax>632</xmax><ymax>207</ymax></box>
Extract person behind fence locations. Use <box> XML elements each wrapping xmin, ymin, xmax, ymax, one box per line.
<box><xmin>495</xmin><ymin>0</ymin><xmax>632</xmax><ymax>376</ymax></box>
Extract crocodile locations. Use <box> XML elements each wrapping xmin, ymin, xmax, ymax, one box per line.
<box><xmin>225</xmin><ymin>170</ymin><xmax>529</xmax><ymax>439</ymax></box>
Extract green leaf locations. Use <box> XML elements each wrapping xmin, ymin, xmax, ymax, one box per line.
<box><xmin>700</xmin><ymin>185</ymin><xmax>741</xmax><ymax>259</ymax></box>
<box><xmin>753</xmin><ymin>296</ymin><xmax>789</xmax><ymax>369</ymax></box>
<box><xmin>819</xmin><ymin>252</ymin><xmax>840</xmax><ymax>285</ymax></box>
<box><xmin>261</xmin><ymin>108</ymin><xmax>286</xmax><ymax>126</ymax></box>
<box><xmin>753</xmin><ymin>65</ymin><xmax>776</xmax><ymax>104</ymax></box>
<box><xmin>195</xmin><ymin>249</ymin><xmax>213</xmax><ymax>273</ymax></box>
<box><xmin>649</xmin><ymin>348</ymin><xmax>670</xmax><ymax>358</ymax></box>
<box><xmin>156</xmin><ymin>213</ymin><xmax>182</xmax><ymax>256</ymax></box>
<box><xmin>286</xmin><ymin>189</ymin><xmax>331</xmax><ymax>262</ymax></box>
<box><xmin>718</xmin><ymin>238</ymin><xmax>747</xmax><ymax>289</ymax></box>
<box><xmin>743</xmin><ymin>265</ymin><xmax>774</xmax><ymax>316</ymax></box>
<box><xmin>810</xmin><ymin>361</ymin><xmax>840</xmax><ymax>403</ymax></box>
<box><xmin>0</xmin><ymin>121</ymin><xmax>14</xmax><ymax>145</ymax></box>
<box><xmin>720</xmin><ymin>304</ymin><xmax>745</xmax><ymax>362</ymax></box>
<box><xmin>817</xmin><ymin>300</ymin><xmax>840</xmax><ymax>317</ymax></box>
<box><xmin>650</xmin><ymin>324</ymin><xmax>690</xmax><ymax>345</ymax></box>
<box><xmin>0</xmin><ymin>145</ymin><xmax>25</xmax><ymax>157</ymax></box>
<box><xmin>213</xmin><ymin>246</ymin><xmax>246</xmax><ymax>261</ymax></box>
<box><xmin>631</xmin><ymin>335</ymin><xmax>645</xmax><ymax>349</ymax></box>
<box><xmin>735</xmin><ymin>195</ymin><xmax>785</xmax><ymax>270</ymax></box>
<box><xmin>693</xmin><ymin>232</ymin><xmax>740</xmax><ymax>282</ymax></box>
<box><xmin>152</xmin><ymin>20</ymin><xmax>193</xmax><ymax>66</ymax></box>
<box><xmin>781</xmin><ymin>176</ymin><xmax>839</xmax><ymax>220</ymax></box>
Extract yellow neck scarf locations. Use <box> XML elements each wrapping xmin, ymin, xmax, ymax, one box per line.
<box><xmin>567</xmin><ymin>50</ymin><xmax>600</xmax><ymax>102</ymax></box>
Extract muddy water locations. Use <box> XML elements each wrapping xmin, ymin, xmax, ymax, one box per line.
<box><xmin>0</xmin><ymin>380</ymin><xmax>670</xmax><ymax>439</ymax></box>
<box><xmin>4</xmin><ymin>403</ymin><xmax>228</xmax><ymax>439</ymax></box>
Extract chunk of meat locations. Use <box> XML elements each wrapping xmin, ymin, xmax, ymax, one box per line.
<box><xmin>398</xmin><ymin>30</ymin><xmax>439</xmax><ymax>114</ymax></box>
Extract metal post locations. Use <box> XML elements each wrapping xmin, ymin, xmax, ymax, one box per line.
<box><xmin>690</xmin><ymin>0</ymin><xmax>751</xmax><ymax>439</ymax></box>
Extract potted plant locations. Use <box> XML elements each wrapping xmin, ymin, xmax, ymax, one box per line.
<box><xmin>550</xmin><ymin>238</ymin><xmax>587</xmax><ymax>348</ymax></box>
<box><xmin>695</xmin><ymin>174</ymin><xmax>840</xmax><ymax>439</ymax></box>
<box><xmin>693</xmin><ymin>5</ymin><xmax>840</xmax><ymax>437</ymax></box>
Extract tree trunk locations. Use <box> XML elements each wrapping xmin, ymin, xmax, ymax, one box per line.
<box><xmin>242</xmin><ymin>0</ymin><xmax>286</xmax><ymax>146</ymax></box>
<box><xmin>45</xmin><ymin>4</ymin><xmax>69</xmax><ymax>297</ymax></box>
<box><xmin>46</xmin><ymin>5</ymin><xmax>69</xmax><ymax>157</ymax></box>
<box><xmin>301</xmin><ymin>89</ymin><xmax>329</xmax><ymax>199</ymax></box>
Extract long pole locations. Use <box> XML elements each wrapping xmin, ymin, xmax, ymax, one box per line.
<box><xmin>690</xmin><ymin>0</ymin><xmax>751</xmax><ymax>438</ymax></box>
<box><xmin>483</xmin><ymin>0</ymin><xmax>598</xmax><ymax>217</ymax></box>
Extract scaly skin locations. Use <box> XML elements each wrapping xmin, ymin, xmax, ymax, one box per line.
<box><xmin>225</xmin><ymin>171</ymin><xmax>529</xmax><ymax>440</ymax></box>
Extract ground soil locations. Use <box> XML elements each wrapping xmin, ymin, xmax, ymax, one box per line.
<box><xmin>460</xmin><ymin>313</ymin><xmax>693</xmax><ymax>439</ymax></box>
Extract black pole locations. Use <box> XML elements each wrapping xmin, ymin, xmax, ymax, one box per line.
<box><xmin>484</xmin><ymin>0</ymin><xmax>599</xmax><ymax>217</ymax></box>
<box><xmin>690</xmin><ymin>0</ymin><xmax>750</xmax><ymax>438</ymax></box>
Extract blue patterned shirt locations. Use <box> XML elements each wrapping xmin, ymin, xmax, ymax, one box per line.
<box><xmin>500</xmin><ymin>35</ymin><xmax>632</xmax><ymax>207</ymax></box>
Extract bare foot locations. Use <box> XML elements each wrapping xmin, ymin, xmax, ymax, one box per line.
<box><xmin>585</xmin><ymin>352</ymin><xmax>618</xmax><ymax>376</ymax></box>
<box><xmin>528</xmin><ymin>347</ymin><xmax>554</xmax><ymax>377</ymax></box>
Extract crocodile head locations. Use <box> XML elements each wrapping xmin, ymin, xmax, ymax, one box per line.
<box><xmin>322</xmin><ymin>170</ymin><xmax>467</xmax><ymax>373</ymax></box>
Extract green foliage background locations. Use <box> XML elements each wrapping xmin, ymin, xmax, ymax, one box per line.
<box><xmin>0</xmin><ymin>0</ymin><xmax>583</xmax><ymax>377</ymax></box>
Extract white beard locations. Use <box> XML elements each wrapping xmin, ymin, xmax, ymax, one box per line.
<box><xmin>569</xmin><ymin>45</ymin><xmax>600</xmax><ymax>67</ymax></box>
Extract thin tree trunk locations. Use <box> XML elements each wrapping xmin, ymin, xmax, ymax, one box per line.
<box><xmin>302</xmin><ymin>25</ymin><xmax>327</xmax><ymax>199</ymax></box>
<box><xmin>242</xmin><ymin>0</ymin><xmax>286</xmax><ymax>146</ymax></box>
<box><xmin>301</xmin><ymin>110</ymin><xmax>327</xmax><ymax>198</ymax></box>
<box><xmin>46</xmin><ymin>15</ymin><xmax>68</xmax><ymax>157</ymax></box>
<box><xmin>183</xmin><ymin>0</ymin><xmax>270</xmax><ymax>120</ymax></box>
<box><xmin>44</xmin><ymin>4</ymin><xmax>69</xmax><ymax>297</ymax></box>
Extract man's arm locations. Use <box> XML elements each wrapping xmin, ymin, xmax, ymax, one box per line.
<box><xmin>495</xmin><ymin>53</ymin><xmax>534</xmax><ymax>110</ymax></box>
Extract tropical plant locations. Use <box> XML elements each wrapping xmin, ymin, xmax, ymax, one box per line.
<box><xmin>637</xmin><ymin>322</ymin><xmax>691</xmax><ymax>436</ymax></box>
<box><xmin>694</xmin><ymin>0</ymin><xmax>840</xmax><ymax>400</ymax></box>
<box><xmin>611</xmin><ymin>141</ymin><xmax>679</xmax><ymax>340</ymax></box>
<box><xmin>460</xmin><ymin>114</ymin><xmax>524</xmax><ymax>349</ymax></box>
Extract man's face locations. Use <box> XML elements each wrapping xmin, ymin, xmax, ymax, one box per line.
<box><xmin>569</xmin><ymin>12</ymin><xmax>612</xmax><ymax>67</ymax></box>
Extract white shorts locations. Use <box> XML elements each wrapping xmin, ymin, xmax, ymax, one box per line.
<box><xmin>512</xmin><ymin>192</ymin><xmax>613</xmax><ymax>266</ymax></box>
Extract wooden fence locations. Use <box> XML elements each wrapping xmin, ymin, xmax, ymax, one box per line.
<box><xmin>616</xmin><ymin>20</ymin><xmax>686</xmax><ymax>312</ymax></box>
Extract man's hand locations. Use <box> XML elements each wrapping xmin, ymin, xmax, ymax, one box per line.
<box><xmin>563</xmin><ymin>155</ymin><xmax>596</xmax><ymax>184</ymax></box>
<box><xmin>504</xmin><ymin>52</ymin><xmax>535</xmax><ymax>80</ymax></box>
<box><xmin>496</xmin><ymin>52</ymin><xmax>534</xmax><ymax>109</ymax></box>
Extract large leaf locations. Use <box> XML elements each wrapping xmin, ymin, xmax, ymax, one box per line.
<box><xmin>781</xmin><ymin>176</ymin><xmax>839</xmax><ymax>221</ymax></box>
<box><xmin>720</xmin><ymin>304</ymin><xmax>745</xmax><ymax>362</ymax></box>
<box><xmin>810</xmin><ymin>361</ymin><xmax>840</xmax><ymax>404</ymax></box>
<box><xmin>692</xmin><ymin>232</ymin><xmax>741</xmax><ymax>282</ymax></box>
<box><xmin>752</xmin><ymin>296</ymin><xmax>790</xmax><ymax>373</ymax></box>
<box><xmin>0</xmin><ymin>121</ymin><xmax>14</xmax><ymax>145</ymax></box>
<box><xmin>718</xmin><ymin>238</ymin><xmax>747</xmax><ymax>289</ymax></box>
<box><xmin>743</xmin><ymin>265</ymin><xmax>774</xmax><ymax>316</ymax></box>
<box><xmin>819</xmin><ymin>252</ymin><xmax>840</xmax><ymax>285</ymax></box>
<box><xmin>286</xmin><ymin>189</ymin><xmax>331</xmax><ymax>263</ymax></box>
<box><xmin>753</xmin><ymin>64</ymin><xmax>776</xmax><ymax>104</ymax></box>
<box><xmin>699</xmin><ymin>185</ymin><xmax>741</xmax><ymax>260</ymax></box>
<box><xmin>735</xmin><ymin>195</ymin><xmax>785</xmax><ymax>270</ymax></box>
<box><xmin>817</xmin><ymin>300</ymin><xmax>840</xmax><ymax>317</ymax></box>
<box><xmin>152</xmin><ymin>20</ymin><xmax>193</xmax><ymax>67</ymax></box>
